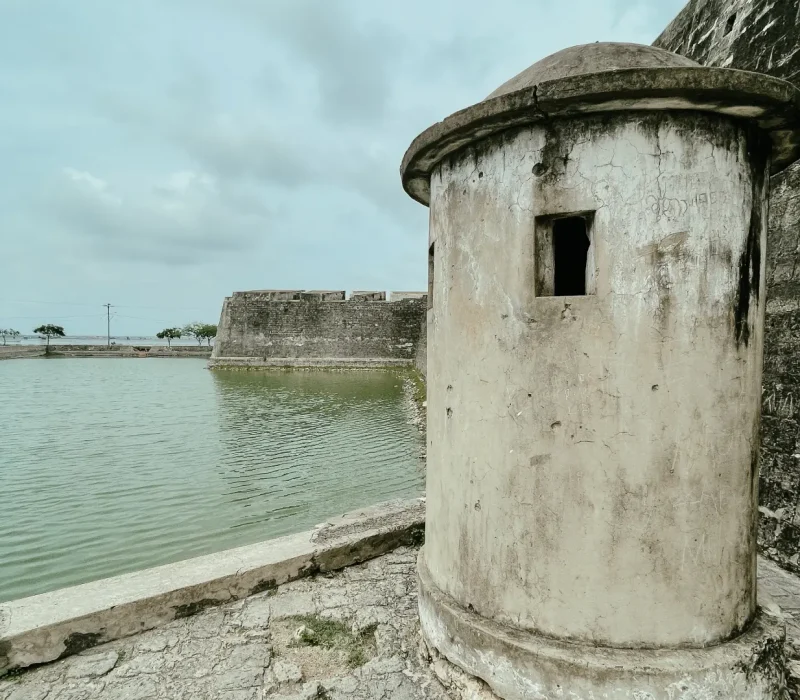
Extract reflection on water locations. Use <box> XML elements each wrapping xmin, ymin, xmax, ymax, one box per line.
<box><xmin>0</xmin><ymin>359</ymin><xmax>424</xmax><ymax>602</ymax></box>
<box><xmin>212</xmin><ymin>371</ymin><xmax>423</xmax><ymax>533</ymax></box>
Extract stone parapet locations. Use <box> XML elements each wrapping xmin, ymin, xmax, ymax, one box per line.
<box><xmin>0</xmin><ymin>498</ymin><xmax>425</xmax><ymax>675</ymax></box>
<box><xmin>350</xmin><ymin>291</ymin><xmax>386</xmax><ymax>301</ymax></box>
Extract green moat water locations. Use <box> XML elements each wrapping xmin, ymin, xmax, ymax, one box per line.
<box><xmin>0</xmin><ymin>358</ymin><xmax>425</xmax><ymax>602</ymax></box>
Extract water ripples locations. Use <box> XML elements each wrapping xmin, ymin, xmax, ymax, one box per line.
<box><xmin>0</xmin><ymin>359</ymin><xmax>424</xmax><ymax>602</ymax></box>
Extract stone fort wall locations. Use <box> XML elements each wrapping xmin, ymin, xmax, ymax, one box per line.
<box><xmin>656</xmin><ymin>0</ymin><xmax>800</xmax><ymax>570</ymax></box>
<box><xmin>210</xmin><ymin>290</ymin><xmax>427</xmax><ymax>368</ymax></box>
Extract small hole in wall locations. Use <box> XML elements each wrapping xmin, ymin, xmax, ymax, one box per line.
<box><xmin>724</xmin><ymin>12</ymin><xmax>736</xmax><ymax>35</ymax></box>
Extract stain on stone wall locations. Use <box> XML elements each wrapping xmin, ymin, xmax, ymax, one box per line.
<box><xmin>414</xmin><ymin>312</ymin><xmax>427</xmax><ymax>378</ymax></box>
<box><xmin>656</xmin><ymin>0</ymin><xmax>800</xmax><ymax>571</ymax></box>
<box><xmin>212</xmin><ymin>291</ymin><xmax>426</xmax><ymax>365</ymax></box>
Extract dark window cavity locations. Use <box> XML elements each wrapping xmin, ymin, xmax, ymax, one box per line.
<box><xmin>535</xmin><ymin>212</ymin><xmax>595</xmax><ymax>297</ymax></box>
<box><xmin>553</xmin><ymin>217</ymin><xmax>591</xmax><ymax>296</ymax></box>
<box><xmin>427</xmin><ymin>243</ymin><xmax>435</xmax><ymax>310</ymax></box>
<box><xmin>725</xmin><ymin>13</ymin><xmax>736</xmax><ymax>35</ymax></box>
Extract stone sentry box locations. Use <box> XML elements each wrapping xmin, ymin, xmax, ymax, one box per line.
<box><xmin>401</xmin><ymin>43</ymin><xmax>800</xmax><ymax>698</ymax></box>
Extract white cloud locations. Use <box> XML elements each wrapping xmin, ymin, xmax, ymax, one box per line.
<box><xmin>63</xmin><ymin>168</ymin><xmax>121</xmax><ymax>205</ymax></box>
<box><xmin>49</xmin><ymin>167</ymin><xmax>268</xmax><ymax>265</ymax></box>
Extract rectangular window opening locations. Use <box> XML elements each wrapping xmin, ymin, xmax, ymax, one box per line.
<box><xmin>535</xmin><ymin>212</ymin><xmax>595</xmax><ymax>297</ymax></box>
<box><xmin>553</xmin><ymin>216</ymin><xmax>590</xmax><ymax>296</ymax></box>
<box><xmin>427</xmin><ymin>242</ymin><xmax>435</xmax><ymax>310</ymax></box>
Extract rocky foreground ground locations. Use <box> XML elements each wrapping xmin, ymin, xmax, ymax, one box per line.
<box><xmin>3</xmin><ymin>547</ymin><xmax>800</xmax><ymax>700</ymax></box>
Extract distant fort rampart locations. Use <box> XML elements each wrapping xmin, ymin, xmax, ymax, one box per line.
<box><xmin>210</xmin><ymin>290</ymin><xmax>427</xmax><ymax>370</ymax></box>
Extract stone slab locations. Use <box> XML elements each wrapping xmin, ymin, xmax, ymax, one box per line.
<box><xmin>298</xmin><ymin>291</ymin><xmax>346</xmax><ymax>302</ymax></box>
<box><xmin>350</xmin><ymin>291</ymin><xmax>386</xmax><ymax>301</ymax></box>
<box><xmin>0</xmin><ymin>498</ymin><xmax>425</xmax><ymax>674</ymax></box>
<box><xmin>389</xmin><ymin>292</ymin><xmax>427</xmax><ymax>301</ymax></box>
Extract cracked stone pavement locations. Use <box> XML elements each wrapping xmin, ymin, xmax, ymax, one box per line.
<box><xmin>0</xmin><ymin>547</ymin><xmax>458</xmax><ymax>700</ymax></box>
<box><xmin>4</xmin><ymin>548</ymin><xmax>800</xmax><ymax>700</ymax></box>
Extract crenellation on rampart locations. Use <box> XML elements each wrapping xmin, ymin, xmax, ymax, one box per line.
<box><xmin>350</xmin><ymin>291</ymin><xmax>386</xmax><ymax>301</ymax></box>
<box><xmin>389</xmin><ymin>291</ymin><xmax>427</xmax><ymax>301</ymax></box>
<box><xmin>234</xmin><ymin>290</ymin><xmax>305</xmax><ymax>300</ymax></box>
<box><xmin>298</xmin><ymin>290</ymin><xmax>346</xmax><ymax>301</ymax></box>
<box><xmin>225</xmin><ymin>290</ymin><xmax>423</xmax><ymax>303</ymax></box>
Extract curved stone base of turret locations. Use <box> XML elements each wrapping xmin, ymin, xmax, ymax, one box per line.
<box><xmin>418</xmin><ymin>551</ymin><xmax>786</xmax><ymax>700</ymax></box>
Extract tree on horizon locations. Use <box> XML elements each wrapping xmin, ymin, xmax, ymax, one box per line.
<box><xmin>183</xmin><ymin>323</ymin><xmax>217</xmax><ymax>347</ymax></box>
<box><xmin>0</xmin><ymin>328</ymin><xmax>20</xmax><ymax>346</ymax></box>
<box><xmin>33</xmin><ymin>324</ymin><xmax>65</xmax><ymax>352</ymax></box>
<box><xmin>156</xmin><ymin>327</ymin><xmax>182</xmax><ymax>348</ymax></box>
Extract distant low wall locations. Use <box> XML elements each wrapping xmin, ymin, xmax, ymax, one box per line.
<box><xmin>0</xmin><ymin>346</ymin><xmax>44</xmax><ymax>360</ymax></box>
<box><xmin>43</xmin><ymin>345</ymin><xmax>212</xmax><ymax>358</ymax></box>
<box><xmin>210</xmin><ymin>290</ymin><xmax>426</xmax><ymax>368</ymax></box>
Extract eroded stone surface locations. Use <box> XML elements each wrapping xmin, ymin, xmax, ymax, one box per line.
<box><xmin>0</xmin><ymin>548</ymin><xmax>451</xmax><ymax>700</ymax></box>
<box><xmin>64</xmin><ymin>651</ymin><xmax>118</xmax><ymax>679</ymax></box>
<box><xmin>3</xmin><ymin>549</ymin><xmax>800</xmax><ymax>700</ymax></box>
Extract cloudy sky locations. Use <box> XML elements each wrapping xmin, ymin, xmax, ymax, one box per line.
<box><xmin>0</xmin><ymin>0</ymin><xmax>685</xmax><ymax>336</ymax></box>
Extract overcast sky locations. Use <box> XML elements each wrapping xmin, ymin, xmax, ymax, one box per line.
<box><xmin>0</xmin><ymin>0</ymin><xmax>686</xmax><ymax>336</ymax></box>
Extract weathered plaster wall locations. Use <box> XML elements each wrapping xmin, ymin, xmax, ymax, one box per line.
<box><xmin>425</xmin><ymin>112</ymin><xmax>768</xmax><ymax>648</ymax></box>
<box><xmin>656</xmin><ymin>0</ymin><xmax>800</xmax><ymax>572</ymax></box>
<box><xmin>211</xmin><ymin>291</ymin><xmax>426</xmax><ymax>366</ymax></box>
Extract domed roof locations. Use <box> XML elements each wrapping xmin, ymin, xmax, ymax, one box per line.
<box><xmin>400</xmin><ymin>42</ymin><xmax>800</xmax><ymax>206</ymax></box>
<box><xmin>487</xmin><ymin>43</ymin><xmax>699</xmax><ymax>99</ymax></box>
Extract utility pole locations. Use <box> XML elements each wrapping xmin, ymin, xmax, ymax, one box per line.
<box><xmin>104</xmin><ymin>303</ymin><xmax>113</xmax><ymax>346</ymax></box>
